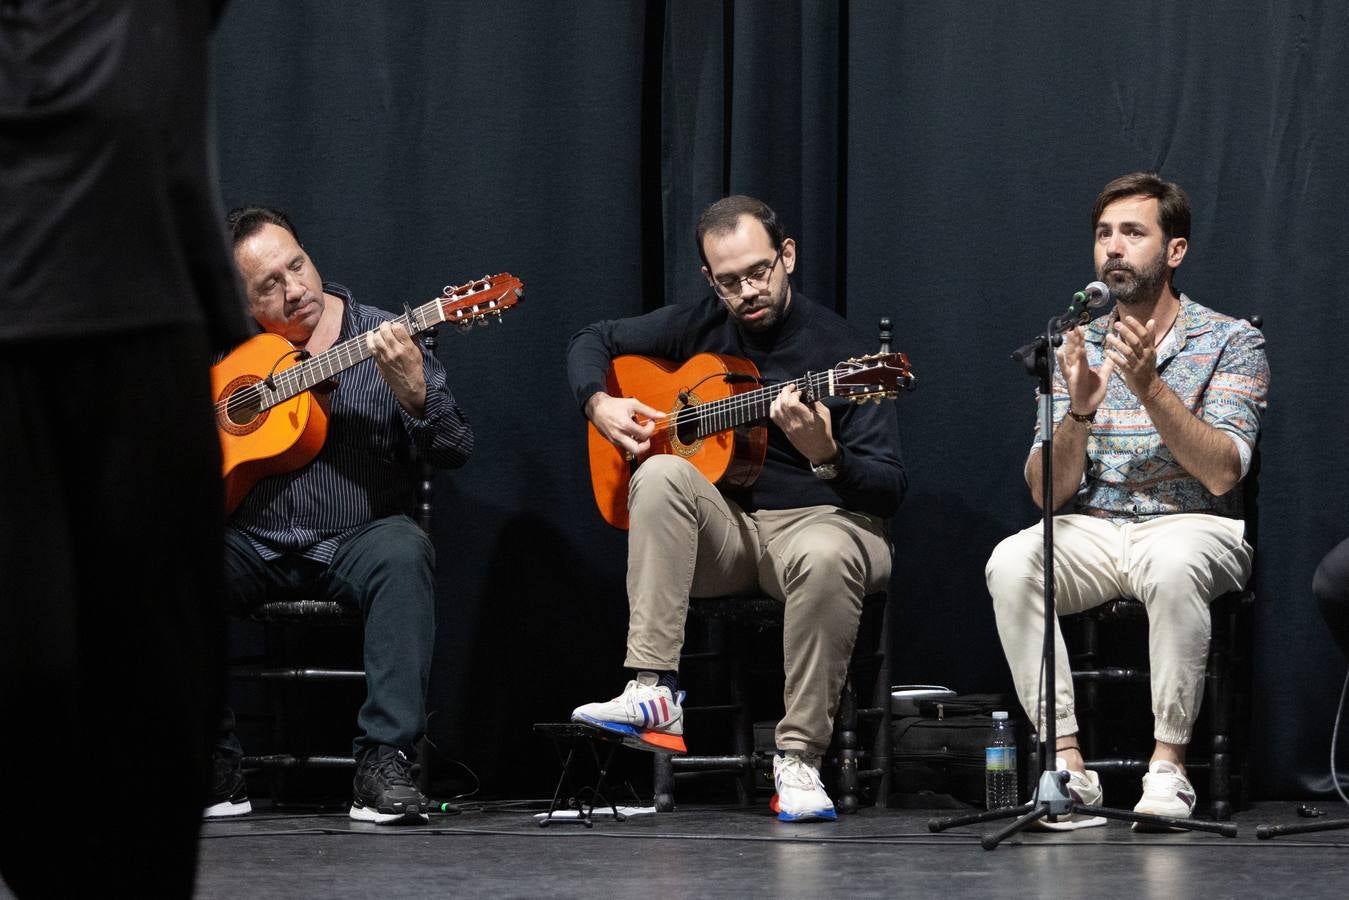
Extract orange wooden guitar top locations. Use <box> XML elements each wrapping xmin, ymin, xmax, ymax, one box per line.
<box><xmin>211</xmin><ymin>332</ymin><xmax>327</xmax><ymax>516</ymax></box>
<box><xmin>587</xmin><ymin>353</ymin><xmax>766</xmax><ymax>529</ymax></box>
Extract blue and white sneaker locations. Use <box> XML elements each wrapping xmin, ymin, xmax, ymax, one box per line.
<box><xmin>771</xmin><ymin>752</ymin><xmax>837</xmax><ymax>822</ymax></box>
<box><xmin>571</xmin><ymin>672</ymin><xmax>687</xmax><ymax>753</ymax></box>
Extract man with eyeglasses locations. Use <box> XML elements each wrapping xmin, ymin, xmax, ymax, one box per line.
<box><xmin>566</xmin><ymin>195</ymin><xmax>906</xmax><ymax>821</ymax></box>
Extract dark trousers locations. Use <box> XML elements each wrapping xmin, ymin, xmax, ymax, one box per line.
<box><xmin>1313</xmin><ymin>537</ymin><xmax>1349</xmax><ymax>661</ymax></box>
<box><xmin>222</xmin><ymin>515</ymin><xmax>436</xmax><ymax>757</ymax></box>
<box><xmin>0</xmin><ymin>328</ymin><xmax>223</xmax><ymax>898</ymax></box>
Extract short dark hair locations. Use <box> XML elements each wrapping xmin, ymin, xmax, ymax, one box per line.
<box><xmin>695</xmin><ymin>195</ymin><xmax>785</xmax><ymax>268</ymax></box>
<box><xmin>1091</xmin><ymin>172</ymin><xmax>1191</xmax><ymax>242</ymax></box>
<box><xmin>227</xmin><ymin>205</ymin><xmax>300</xmax><ymax>247</ymax></box>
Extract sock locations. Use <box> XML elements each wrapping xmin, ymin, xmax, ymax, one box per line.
<box><xmin>656</xmin><ymin>671</ymin><xmax>679</xmax><ymax>696</ymax></box>
<box><xmin>632</xmin><ymin>669</ymin><xmax>679</xmax><ymax>696</ymax></box>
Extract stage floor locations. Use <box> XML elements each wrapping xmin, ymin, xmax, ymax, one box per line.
<box><xmin>189</xmin><ymin>800</ymin><xmax>1349</xmax><ymax>899</ymax></box>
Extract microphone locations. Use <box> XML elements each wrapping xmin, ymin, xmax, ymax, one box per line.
<box><xmin>1072</xmin><ymin>281</ymin><xmax>1111</xmax><ymax>309</ymax></box>
<box><xmin>1059</xmin><ymin>281</ymin><xmax>1111</xmax><ymax>330</ymax></box>
<box><xmin>1013</xmin><ymin>281</ymin><xmax>1113</xmax><ymax>372</ymax></box>
<box><xmin>678</xmin><ymin>372</ymin><xmax>764</xmax><ymax>406</ymax></box>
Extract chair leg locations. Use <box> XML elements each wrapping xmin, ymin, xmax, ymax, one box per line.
<box><xmin>266</xmin><ymin>623</ymin><xmax>288</xmax><ymax>804</ymax></box>
<box><xmin>1079</xmin><ymin>615</ymin><xmax>1100</xmax><ymax>757</ymax></box>
<box><xmin>727</xmin><ymin>624</ymin><xmax>755</xmax><ymax>806</ymax></box>
<box><xmin>656</xmin><ymin>613</ymin><xmax>758</xmax><ymax>811</ymax></box>
<box><xmin>832</xmin><ymin>675</ymin><xmax>860</xmax><ymax>814</ymax></box>
<box><xmin>1208</xmin><ymin>604</ymin><xmax>1233</xmax><ymax>821</ymax></box>
<box><xmin>871</xmin><ymin>602</ymin><xmax>892</xmax><ymax>808</ymax></box>
<box><xmin>653</xmin><ymin>752</ymin><xmax>675</xmax><ymax>812</ymax></box>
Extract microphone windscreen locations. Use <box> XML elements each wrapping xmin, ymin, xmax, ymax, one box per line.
<box><xmin>1083</xmin><ymin>281</ymin><xmax>1111</xmax><ymax>308</ymax></box>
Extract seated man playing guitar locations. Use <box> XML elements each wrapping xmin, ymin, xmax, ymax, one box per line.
<box><xmin>566</xmin><ymin>195</ymin><xmax>907</xmax><ymax>822</ymax></box>
<box><xmin>209</xmin><ymin>206</ymin><xmax>474</xmax><ymax>824</ymax></box>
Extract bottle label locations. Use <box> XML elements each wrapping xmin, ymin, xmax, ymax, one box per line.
<box><xmin>985</xmin><ymin>746</ymin><xmax>1015</xmax><ymax>771</ymax></box>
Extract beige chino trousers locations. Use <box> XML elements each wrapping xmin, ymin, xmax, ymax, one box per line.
<box><xmin>624</xmin><ymin>455</ymin><xmax>893</xmax><ymax>756</ymax></box>
<box><xmin>986</xmin><ymin>513</ymin><xmax>1251</xmax><ymax>745</ymax></box>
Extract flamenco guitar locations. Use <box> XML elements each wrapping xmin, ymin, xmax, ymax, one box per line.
<box><xmin>587</xmin><ymin>351</ymin><xmax>915</xmax><ymax>529</ymax></box>
<box><xmin>212</xmin><ymin>273</ymin><xmax>523</xmax><ymax>515</ymax></box>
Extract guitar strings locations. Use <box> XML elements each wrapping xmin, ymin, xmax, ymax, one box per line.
<box><xmin>651</xmin><ymin>370</ymin><xmax>835</xmax><ymax>436</ymax></box>
<box><xmin>215</xmin><ymin>307</ymin><xmax>429</xmax><ymax>420</ymax></box>
<box><xmin>216</xmin><ymin>286</ymin><xmax>517</xmax><ymax>422</ymax></box>
<box><xmin>652</xmin><ymin>357</ymin><xmax>902</xmax><ymax>437</ymax></box>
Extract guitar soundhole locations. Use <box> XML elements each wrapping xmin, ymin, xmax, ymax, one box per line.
<box><xmin>668</xmin><ymin>395</ymin><xmax>704</xmax><ymax>457</ymax></box>
<box><xmin>674</xmin><ymin>408</ymin><xmax>699</xmax><ymax>445</ymax></box>
<box><xmin>218</xmin><ymin>375</ymin><xmax>269</xmax><ymax>436</ymax></box>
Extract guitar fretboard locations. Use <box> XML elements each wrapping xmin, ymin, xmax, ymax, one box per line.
<box><xmin>667</xmin><ymin>370</ymin><xmax>836</xmax><ymax>439</ymax></box>
<box><xmin>215</xmin><ymin>273</ymin><xmax>522</xmax><ymax>433</ymax></box>
<box><xmin>259</xmin><ymin>302</ymin><xmax>440</xmax><ymax>406</ymax></box>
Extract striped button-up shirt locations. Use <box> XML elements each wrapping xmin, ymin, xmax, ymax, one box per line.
<box><xmin>1031</xmin><ymin>294</ymin><xmax>1269</xmax><ymax>521</ymax></box>
<box><xmin>231</xmin><ymin>283</ymin><xmax>474</xmax><ymax>562</ymax></box>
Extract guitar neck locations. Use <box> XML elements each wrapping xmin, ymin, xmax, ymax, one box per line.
<box><xmin>675</xmin><ymin>370</ymin><xmax>836</xmax><ymax>439</ymax></box>
<box><xmin>265</xmin><ymin>299</ymin><xmax>444</xmax><ymax>402</ymax></box>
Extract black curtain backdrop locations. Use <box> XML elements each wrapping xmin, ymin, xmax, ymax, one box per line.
<box><xmin>211</xmin><ymin>1</ymin><xmax>1349</xmax><ymax>799</ymax></box>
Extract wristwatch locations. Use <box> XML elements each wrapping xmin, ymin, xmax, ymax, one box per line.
<box><xmin>810</xmin><ymin>450</ymin><xmax>842</xmax><ymax>480</ymax></box>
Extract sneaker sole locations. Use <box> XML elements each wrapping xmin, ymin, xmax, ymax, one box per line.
<box><xmin>777</xmin><ymin>808</ymin><xmax>838</xmax><ymax>822</ymax></box>
<box><xmin>572</xmin><ymin>716</ymin><xmax>687</xmax><ymax>754</ymax></box>
<box><xmin>1130</xmin><ymin>807</ymin><xmax>1192</xmax><ymax>832</ymax></box>
<box><xmin>204</xmin><ymin>799</ymin><xmax>252</xmax><ymax>818</ymax></box>
<box><xmin>1031</xmin><ymin>813</ymin><xmax>1107</xmax><ymax>831</ymax></box>
<box><xmin>770</xmin><ymin>793</ymin><xmax>838</xmax><ymax>822</ymax></box>
<box><xmin>349</xmin><ymin>804</ymin><xmax>429</xmax><ymax>825</ymax></box>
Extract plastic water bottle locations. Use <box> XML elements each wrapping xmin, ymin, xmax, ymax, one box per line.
<box><xmin>985</xmin><ymin>710</ymin><xmax>1018</xmax><ymax>809</ymax></box>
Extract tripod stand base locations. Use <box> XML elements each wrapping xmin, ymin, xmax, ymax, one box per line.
<box><xmin>929</xmin><ymin>798</ymin><xmax>1238</xmax><ymax>849</ymax></box>
<box><xmin>1256</xmin><ymin>818</ymin><xmax>1349</xmax><ymax>839</ymax></box>
<box><xmin>1089</xmin><ymin>804</ymin><xmax>1237</xmax><ymax>837</ymax></box>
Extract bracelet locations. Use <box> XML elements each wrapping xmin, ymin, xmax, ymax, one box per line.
<box><xmin>1066</xmin><ymin>409</ymin><xmax>1096</xmax><ymax>424</ymax></box>
<box><xmin>1143</xmin><ymin>380</ymin><xmax>1167</xmax><ymax>404</ymax></box>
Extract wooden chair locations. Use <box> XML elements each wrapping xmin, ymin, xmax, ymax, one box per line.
<box><xmin>229</xmin><ymin>331</ymin><xmax>439</xmax><ymax>798</ymax></box>
<box><xmin>651</xmin><ymin>591</ymin><xmax>892</xmax><ymax>814</ymax></box>
<box><xmin>1067</xmin><ymin>338</ymin><xmax>1263</xmax><ymax>822</ymax></box>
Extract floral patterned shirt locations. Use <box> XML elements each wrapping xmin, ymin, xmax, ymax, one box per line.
<box><xmin>1030</xmin><ymin>295</ymin><xmax>1269</xmax><ymax>521</ymax></box>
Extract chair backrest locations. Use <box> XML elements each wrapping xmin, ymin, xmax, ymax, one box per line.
<box><xmin>1238</xmin><ymin>312</ymin><xmax>1263</xmax><ymax>554</ymax></box>
<box><xmin>1241</xmin><ymin>445</ymin><xmax>1260</xmax><ymax>555</ymax></box>
<box><xmin>414</xmin><ymin>328</ymin><xmax>439</xmax><ymax>534</ymax></box>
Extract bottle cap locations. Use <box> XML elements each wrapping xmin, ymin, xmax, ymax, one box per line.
<box><xmin>992</xmin><ymin>711</ymin><xmax>1008</xmax><ymax>720</ymax></box>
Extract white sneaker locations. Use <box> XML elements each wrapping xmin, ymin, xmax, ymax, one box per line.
<box><xmin>771</xmin><ymin>753</ymin><xmax>837</xmax><ymax>822</ymax></box>
<box><xmin>1132</xmin><ymin>760</ymin><xmax>1196</xmax><ymax>829</ymax></box>
<box><xmin>1032</xmin><ymin>757</ymin><xmax>1106</xmax><ymax>831</ymax></box>
<box><xmin>571</xmin><ymin>672</ymin><xmax>686</xmax><ymax>753</ymax></box>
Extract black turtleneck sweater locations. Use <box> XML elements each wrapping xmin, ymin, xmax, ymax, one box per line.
<box><xmin>566</xmin><ymin>291</ymin><xmax>906</xmax><ymax>518</ymax></box>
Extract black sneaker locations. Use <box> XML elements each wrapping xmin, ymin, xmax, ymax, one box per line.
<box><xmin>204</xmin><ymin>752</ymin><xmax>252</xmax><ymax>818</ymax></box>
<box><xmin>349</xmin><ymin>746</ymin><xmax>428</xmax><ymax>824</ymax></box>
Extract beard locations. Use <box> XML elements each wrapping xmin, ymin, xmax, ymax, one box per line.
<box><xmin>1100</xmin><ymin>247</ymin><xmax>1169</xmax><ymax>306</ymax></box>
<box><xmin>733</xmin><ymin>280</ymin><xmax>790</xmax><ymax>332</ymax></box>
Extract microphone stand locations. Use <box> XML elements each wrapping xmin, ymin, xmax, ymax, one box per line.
<box><xmin>928</xmin><ymin>302</ymin><xmax>1238</xmax><ymax>848</ymax></box>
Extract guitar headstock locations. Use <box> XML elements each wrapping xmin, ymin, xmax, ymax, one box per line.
<box><xmin>829</xmin><ymin>352</ymin><xmax>916</xmax><ymax>403</ymax></box>
<box><xmin>439</xmin><ymin>273</ymin><xmax>524</xmax><ymax>331</ymax></box>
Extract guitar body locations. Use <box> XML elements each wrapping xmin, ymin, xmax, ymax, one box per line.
<box><xmin>588</xmin><ymin>353</ymin><xmax>767</xmax><ymax>530</ymax></box>
<box><xmin>208</xmin><ymin>273</ymin><xmax>523</xmax><ymax>515</ymax></box>
<box><xmin>212</xmin><ymin>332</ymin><xmax>329</xmax><ymax>516</ymax></box>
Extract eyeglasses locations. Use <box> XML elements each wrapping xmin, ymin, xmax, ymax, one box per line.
<box><xmin>707</xmin><ymin>248</ymin><xmax>783</xmax><ymax>299</ymax></box>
